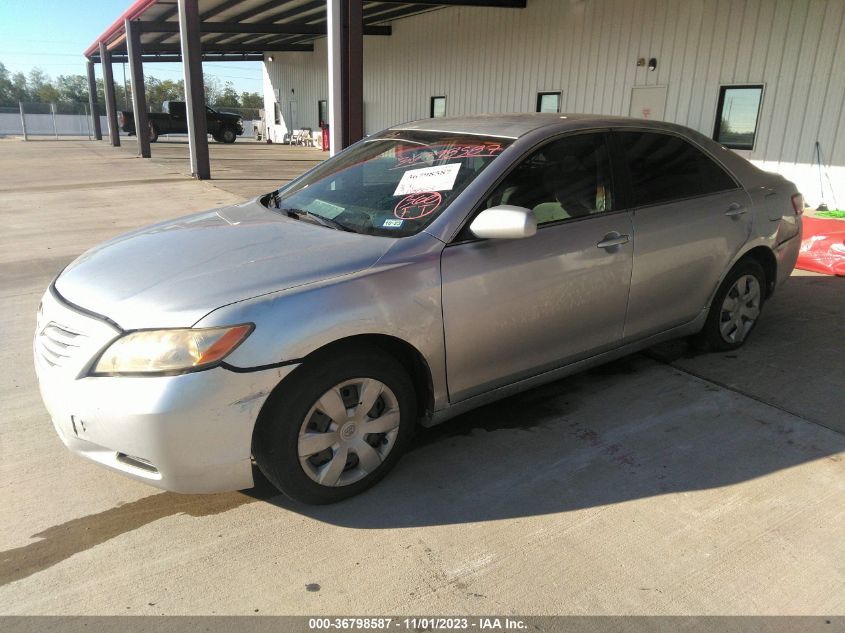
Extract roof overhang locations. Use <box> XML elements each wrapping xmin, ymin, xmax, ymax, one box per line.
<box><xmin>85</xmin><ymin>0</ymin><xmax>527</xmax><ymax>62</ymax></box>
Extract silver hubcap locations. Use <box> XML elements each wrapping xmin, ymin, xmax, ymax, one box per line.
<box><xmin>298</xmin><ymin>378</ymin><xmax>401</xmax><ymax>487</ymax></box>
<box><xmin>719</xmin><ymin>274</ymin><xmax>761</xmax><ymax>344</ymax></box>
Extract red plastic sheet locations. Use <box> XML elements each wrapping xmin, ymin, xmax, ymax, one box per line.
<box><xmin>796</xmin><ymin>216</ymin><xmax>845</xmax><ymax>276</ymax></box>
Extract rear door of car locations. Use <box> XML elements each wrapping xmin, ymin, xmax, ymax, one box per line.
<box><xmin>440</xmin><ymin>131</ymin><xmax>634</xmax><ymax>402</ymax></box>
<box><xmin>613</xmin><ymin>130</ymin><xmax>753</xmax><ymax>341</ymax></box>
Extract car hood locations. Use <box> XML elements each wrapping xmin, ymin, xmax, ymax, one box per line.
<box><xmin>55</xmin><ymin>198</ymin><xmax>395</xmax><ymax>329</ymax></box>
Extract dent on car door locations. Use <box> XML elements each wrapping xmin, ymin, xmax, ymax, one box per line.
<box><xmin>615</xmin><ymin>130</ymin><xmax>753</xmax><ymax>340</ymax></box>
<box><xmin>441</xmin><ymin>132</ymin><xmax>634</xmax><ymax>403</ymax></box>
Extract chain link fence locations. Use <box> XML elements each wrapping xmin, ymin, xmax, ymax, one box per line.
<box><xmin>1</xmin><ymin>102</ymin><xmax>259</xmax><ymax>141</ymax></box>
<box><xmin>0</xmin><ymin>102</ymin><xmax>111</xmax><ymax>139</ymax></box>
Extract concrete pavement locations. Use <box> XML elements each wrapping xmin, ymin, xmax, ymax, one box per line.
<box><xmin>118</xmin><ymin>135</ymin><xmax>326</xmax><ymax>199</ymax></box>
<box><xmin>1</xmin><ymin>137</ymin><xmax>843</xmax><ymax>615</ymax></box>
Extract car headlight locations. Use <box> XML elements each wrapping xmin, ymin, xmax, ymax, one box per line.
<box><xmin>91</xmin><ymin>324</ymin><xmax>253</xmax><ymax>376</ymax></box>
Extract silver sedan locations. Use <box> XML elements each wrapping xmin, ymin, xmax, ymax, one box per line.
<box><xmin>34</xmin><ymin>114</ymin><xmax>803</xmax><ymax>503</ymax></box>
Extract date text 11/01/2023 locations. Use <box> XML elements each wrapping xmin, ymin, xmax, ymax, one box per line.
<box><xmin>308</xmin><ymin>617</ymin><xmax>528</xmax><ymax>630</ymax></box>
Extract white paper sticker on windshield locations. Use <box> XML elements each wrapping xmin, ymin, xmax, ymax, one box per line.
<box><xmin>309</xmin><ymin>199</ymin><xmax>345</xmax><ymax>218</ymax></box>
<box><xmin>393</xmin><ymin>163</ymin><xmax>461</xmax><ymax>196</ymax></box>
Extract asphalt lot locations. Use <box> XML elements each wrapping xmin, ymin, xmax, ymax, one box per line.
<box><xmin>1</xmin><ymin>137</ymin><xmax>843</xmax><ymax>615</ymax></box>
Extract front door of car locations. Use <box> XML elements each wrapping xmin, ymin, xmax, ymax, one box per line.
<box><xmin>441</xmin><ymin>132</ymin><xmax>634</xmax><ymax>403</ymax></box>
<box><xmin>614</xmin><ymin>131</ymin><xmax>754</xmax><ymax>340</ymax></box>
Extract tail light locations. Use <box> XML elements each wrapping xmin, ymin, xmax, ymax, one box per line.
<box><xmin>791</xmin><ymin>193</ymin><xmax>804</xmax><ymax>215</ymax></box>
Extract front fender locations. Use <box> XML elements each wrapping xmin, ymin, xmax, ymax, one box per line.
<box><xmin>194</xmin><ymin>233</ymin><xmax>449</xmax><ymax>410</ymax></box>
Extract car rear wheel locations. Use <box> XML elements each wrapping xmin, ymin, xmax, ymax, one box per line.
<box><xmin>695</xmin><ymin>258</ymin><xmax>766</xmax><ymax>351</ymax></box>
<box><xmin>252</xmin><ymin>349</ymin><xmax>416</xmax><ymax>504</ymax></box>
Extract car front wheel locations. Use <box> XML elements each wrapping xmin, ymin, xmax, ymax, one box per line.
<box><xmin>220</xmin><ymin>126</ymin><xmax>237</xmax><ymax>143</ymax></box>
<box><xmin>252</xmin><ymin>349</ymin><xmax>416</xmax><ymax>504</ymax></box>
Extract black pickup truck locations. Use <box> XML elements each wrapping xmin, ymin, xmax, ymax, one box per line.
<box><xmin>118</xmin><ymin>101</ymin><xmax>244</xmax><ymax>143</ymax></box>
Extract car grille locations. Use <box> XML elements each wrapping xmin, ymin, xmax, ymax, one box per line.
<box><xmin>35</xmin><ymin>322</ymin><xmax>86</xmax><ymax>368</ymax></box>
<box><xmin>33</xmin><ymin>288</ymin><xmax>122</xmax><ymax>377</ymax></box>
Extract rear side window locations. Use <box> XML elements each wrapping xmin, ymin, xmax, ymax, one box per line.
<box><xmin>617</xmin><ymin>131</ymin><xmax>737</xmax><ymax>206</ymax></box>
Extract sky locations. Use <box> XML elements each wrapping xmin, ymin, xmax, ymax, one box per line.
<box><xmin>0</xmin><ymin>0</ymin><xmax>264</xmax><ymax>94</ymax></box>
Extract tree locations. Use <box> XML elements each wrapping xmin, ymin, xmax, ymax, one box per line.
<box><xmin>203</xmin><ymin>74</ymin><xmax>222</xmax><ymax>106</ymax></box>
<box><xmin>0</xmin><ymin>63</ymin><xmax>261</xmax><ymax>111</ymax></box>
<box><xmin>28</xmin><ymin>68</ymin><xmax>60</xmax><ymax>103</ymax></box>
<box><xmin>215</xmin><ymin>81</ymin><xmax>241</xmax><ymax>108</ymax></box>
<box><xmin>56</xmin><ymin>74</ymin><xmax>89</xmax><ymax>103</ymax></box>
<box><xmin>145</xmin><ymin>77</ymin><xmax>183</xmax><ymax>112</ymax></box>
<box><xmin>240</xmin><ymin>91</ymin><xmax>263</xmax><ymax>109</ymax></box>
<box><xmin>9</xmin><ymin>71</ymin><xmax>31</xmax><ymax>104</ymax></box>
<box><xmin>0</xmin><ymin>62</ymin><xmax>12</xmax><ymax>105</ymax></box>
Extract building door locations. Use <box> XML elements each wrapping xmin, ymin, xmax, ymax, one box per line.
<box><xmin>288</xmin><ymin>99</ymin><xmax>298</xmax><ymax>130</ymax></box>
<box><xmin>629</xmin><ymin>86</ymin><xmax>667</xmax><ymax>121</ymax></box>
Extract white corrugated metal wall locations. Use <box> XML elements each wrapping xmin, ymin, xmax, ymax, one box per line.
<box><xmin>264</xmin><ymin>0</ymin><xmax>845</xmax><ymax>207</ymax></box>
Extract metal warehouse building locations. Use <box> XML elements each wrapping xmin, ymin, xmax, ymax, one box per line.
<box><xmin>86</xmin><ymin>0</ymin><xmax>844</xmax><ymax>208</ymax></box>
<box><xmin>262</xmin><ymin>0</ymin><xmax>844</xmax><ymax>208</ymax></box>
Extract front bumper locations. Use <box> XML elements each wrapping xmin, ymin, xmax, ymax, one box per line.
<box><xmin>34</xmin><ymin>288</ymin><xmax>297</xmax><ymax>493</ymax></box>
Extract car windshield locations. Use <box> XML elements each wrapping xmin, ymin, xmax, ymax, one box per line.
<box><xmin>267</xmin><ymin>130</ymin><xmax>512</xmax><ymax>237</ymax></box>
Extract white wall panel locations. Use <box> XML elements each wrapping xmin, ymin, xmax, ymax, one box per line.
<box><xmin>265</xmin><ymin>0</ymin><xmax>845</xmax><ymax>207</ymax></box>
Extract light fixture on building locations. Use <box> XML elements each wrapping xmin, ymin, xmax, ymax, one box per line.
<box><xmin>267</xmin><ymin>55</ymin><xmax>274</xmax><ymax>62</ymax></box>
<box><xmin>648</xmin><ymin>58</ymin><xmax>657</xmax><ymax>71</ymax></box>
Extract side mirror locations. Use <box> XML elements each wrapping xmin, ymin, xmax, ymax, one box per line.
<box><xmin>469</xmin><ymin>205</ymin><xmax>537</xmax><ymax>240</ymax></box>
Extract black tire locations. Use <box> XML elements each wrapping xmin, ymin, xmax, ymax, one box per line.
<box><xmin>220</xmin><ymin>126</ymin><xmax>237</xmax><ymax>143</ymax></box>
<box><xmin>148</xmin><ymin>122</ymin><xmax>159</xmax><ymax>143</ymax></box>
<box><xmin>694</xmin><ymin>258</ymin><xmax>766</xmax><ymax>352</ymax></box>
<box><xmin>252</xmin><ymin>348</ymin><xmax>417</xmax><ymax>504</ymax></box>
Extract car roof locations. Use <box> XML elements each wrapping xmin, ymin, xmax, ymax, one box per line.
<box><xmin>390</xmin><ymin>113</ymin><xmax>699</xmax><ymax>139</ymax></box>
<box><xmin>390</xmin><ymin>112</ymin><xmax>767</xmax><ymax>188</ymax></box>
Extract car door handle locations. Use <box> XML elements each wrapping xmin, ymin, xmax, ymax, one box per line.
<box><xmin>596</xmin><ymin>233</ymin><xmax>630</xmax><ymax>249</ymax></box>
<box><xmin>725</xmin><ymin>203</ymin><xmax>747</xmax><ymax>216</ymax></box>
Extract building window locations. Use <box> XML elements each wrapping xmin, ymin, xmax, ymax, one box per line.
<box><xmin>317</xmin><ymin>100</ymin><xmax>328</xmax><ymax>128</ymax></box>
<box><xmin>713</xmin><ymin>85</ymin><xmax>764</xmax><ymax>150</ymax></box>
<box><xmin>536</xmin><ymin>92</ymin><xmax>561</xmax><ymax>113</ymax></box>
<box><xmin>430</xmin><ymin>96</ymin><xmax>446</xmax><ymax>118</ymax></box>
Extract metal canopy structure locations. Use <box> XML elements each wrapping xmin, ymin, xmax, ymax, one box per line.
<box><xmin>84</xmin><ymin>0</ymin><xmax>527</xmax><ymax>178</ymax></box>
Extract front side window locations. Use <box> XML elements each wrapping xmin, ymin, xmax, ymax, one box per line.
<box><xmin>484</xmin><ymin>133</ymin><xmax>614</xmax><ymax>225</ymax></box>
<box><xmin>269</xmin><ymin>131</ymin><xmax>511</xmax><ymax>237</ymax></box>
<box><xmin>430</xmin><ymin>96</ymin><xmax>447</xmax><ymax>118</ymax></box>
<box><xmin>536</xmin><ymin>92</ymin><xmax>561</xmax><ymax>113</ymax></box>
<box><xmin>713</xmin><ymin>85</ymin><xmax>763</xmax><ymax>150</ymax></box>
<box><xmin>617</xmin><ymin>131</ymin><xmax>736</xmax><ymax>207</ymax></box>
